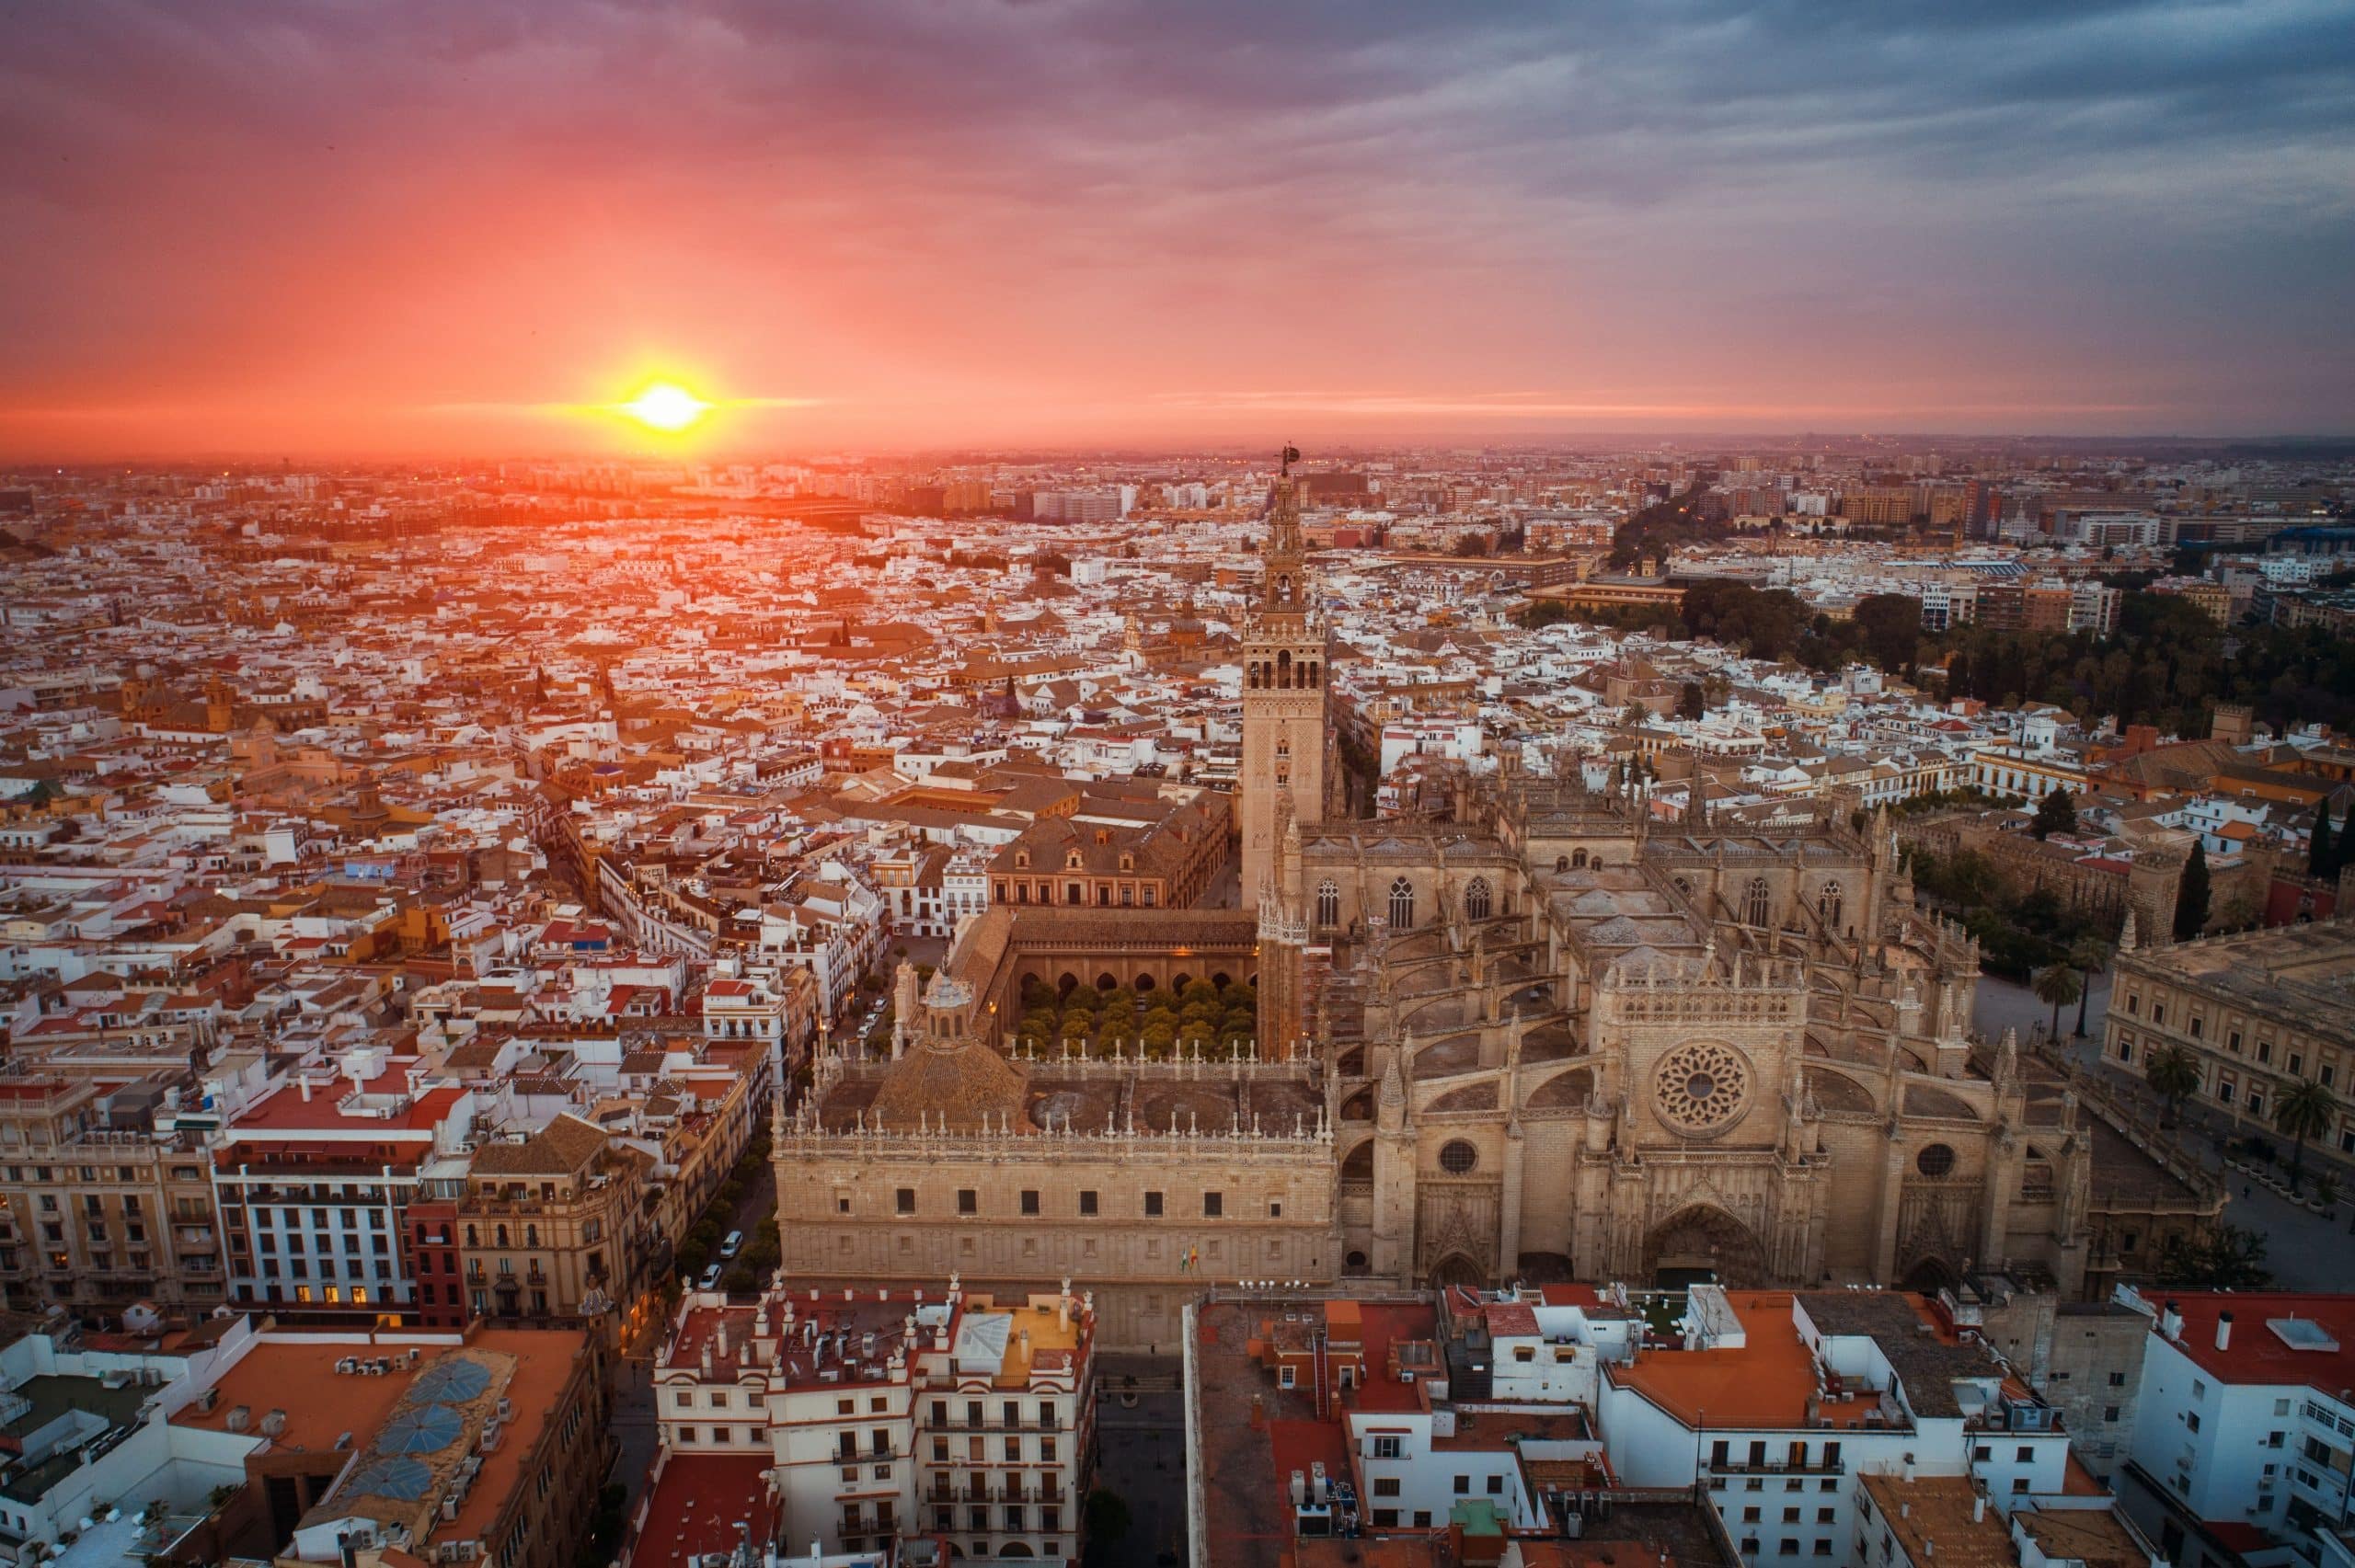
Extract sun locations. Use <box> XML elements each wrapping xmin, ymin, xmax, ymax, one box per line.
<box><xmin>616</xmin><ymin>383</ymin><xmax>713</xmax><ymax>432</ymax></box>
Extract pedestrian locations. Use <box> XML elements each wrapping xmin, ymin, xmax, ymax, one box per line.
<box><xmin>2244</xmin><ymin>1185</ymin><xmax>2252</xmax><ymax>1199</ymax></box>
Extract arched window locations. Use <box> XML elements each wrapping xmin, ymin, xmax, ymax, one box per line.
<box><xmin>1389</xmin><ymin>877</ymin><xmax>1416</xmax><ymax>930</ymax></box>
<box><xmin>1673</xmin><ymin>876</ymin><xmax>1693</xmax><ymax>899</ymax></box>
<box><xmin>1555</xmin><ymin>856</ymin><xmax>1569</xmax><ymax>872</ymax></box>
<box><xmin>1745</xmin><ymin>876</ymin><xmax>1771</xmax><ymax>927</ymax></box>
<box><xmin>1818</xmin><ymin>880</ymin><xmax>1844</xmax><ymax>932</ymax></box>
<box><xmin>1315</xmin><ymin>879</ymin><xmax>1340</xmax><ymax>928</ymax></box>
<box><xmin>1464</xmin><ymin>876</ymin><xmax>1492</xmax><ymax>921</ymax></box>
<box><xmin>1572</xmin><ymin>848</ymin><xmax>1589</xmax><ymax>868</ymax></box>
<box><xmin>1278</xmin><ymin>649</ymin><xmax>1292</xmax><ymax>688</ymax></box>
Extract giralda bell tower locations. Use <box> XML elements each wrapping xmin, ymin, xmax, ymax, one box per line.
<box><xmin>1240</xmin><ymin>446</ymin><xmax>1332</xmax><ymax>912</ymax></box>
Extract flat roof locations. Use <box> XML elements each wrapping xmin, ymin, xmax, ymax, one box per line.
<box><xmin>171</xmin><ymin>1326</ymin><xmax>585</xmax><ymax>1546</ymax></box>
<box><xmin>628</xmin><ymin>1454</ymin><xmax>779</xmax><ymax>1568</ymax></box>
<box><xmin>2154</xmin><ymin>1292</ymin><xmax>2355</xmax><ymax>1394</ymax></box>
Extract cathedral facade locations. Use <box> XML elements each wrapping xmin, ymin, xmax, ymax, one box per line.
<box><xmin>1235</xmin><ymin>460</ymin><xmax>2211</xmax><ymax>1302</ymax></box>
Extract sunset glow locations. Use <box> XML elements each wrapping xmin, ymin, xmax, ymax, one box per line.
<box><xmin>0</xmin><ymin>2</ymin><xmax>2349</xmax><ymax>455</ymax></box>
<box><xmin>615</xmin><ymin>383</ymin><xmax>713</xmax><ymax>434</ymax></box>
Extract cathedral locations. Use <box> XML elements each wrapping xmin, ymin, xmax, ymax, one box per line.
<box><xmin>1241</xmin><ymin>459</ymin><xmax>2210</xmax><ymax>1301</ymax></box>
<box><xmin>770</xmin><ymin>459</ymin><xmax>2216</xmax><ymax>1351</ymax></box>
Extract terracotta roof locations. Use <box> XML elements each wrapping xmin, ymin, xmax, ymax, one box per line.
<box><xmin>868</xmin><ymin>1036</ymin><xmax>1030</xmax><ymax>1134</ymax></box>
<box><xmin>470</xmin><ymin>1112</ymin><xmax>611</xmax><ymax>1176</ymax></box>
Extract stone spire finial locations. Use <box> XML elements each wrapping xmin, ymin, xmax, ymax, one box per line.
<box><xmin>1377</xmin><ymin>1047</ymin><xmax>1408</xmax><ymax>1133</ymax></box>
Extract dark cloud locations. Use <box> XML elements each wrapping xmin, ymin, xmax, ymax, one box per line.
<box><xmin>0</xmin><ymin>0</ymin><xmax>2349</xmax><ymax>451</ymax></box>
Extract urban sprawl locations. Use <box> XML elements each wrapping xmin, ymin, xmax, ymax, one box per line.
<box><xmin>1</xmin><ymin>442</ymin><xmax>2353</xmax><ymax>1568</ymax></box>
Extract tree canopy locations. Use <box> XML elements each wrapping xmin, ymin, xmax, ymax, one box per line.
<box><xmin>2030</xmin><ymin>788</ymin><xmax>2077</xmax><ymax>841</ymax></box>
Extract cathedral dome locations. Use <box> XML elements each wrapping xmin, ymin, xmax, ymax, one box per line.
<box><xmin>869</xmin><ymin>1028</ymin><xmax>1029</xmax><ymax>1134</ymax></box>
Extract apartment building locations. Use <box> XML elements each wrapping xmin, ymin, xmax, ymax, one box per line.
<box><xmin>0</xmin><ymin>1072</ymin><xmax>224</xmax><ymax>1318</ymax></box>
<box><xmin>2116</xmin><ymin>1289</ymin><xmax>2355</xmax><ymax>1568</ymax></box>
<box><xmin>1601</xmin><ymin>1288</ymin><xmax>2081</xmax><ymax>1564</ymax></box>
<box><xmin>454</xmin><ymin>1112</ymin><xmax>656</xmax><ymax>1327</ymax></box>
<box><xmin>212</xmin><ymin>1047</ymin><xmax>476</xmax><ymax>1324</ymax></box>
<box><xmin>649</xmin><ymin>1276</ymin><xmax>1096</xmax><ymax>1562</ymax></box>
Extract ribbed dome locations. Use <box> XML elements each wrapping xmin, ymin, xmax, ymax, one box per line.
<box><xmin>869</xmin><ymin>1036</ymin><xmax>1030</xmax><ymax>1133</ymax></box>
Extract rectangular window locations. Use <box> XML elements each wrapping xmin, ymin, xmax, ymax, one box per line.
<box><xmin>896</xmin><ymin>1188</ymin><xmax>915</xmax><ymax>1215</ymax></box>
<box><xmin>1144</xmin><ymin>1191</ymin><xmax>1164</xmax><ymax>1217</ymax></box>
<box><xmin>1373</xmin><ymin>1436</ymin><xmax>1402</xmax><ymax>1459</ymax></box>
<box><xmin>1021</xmin><ymin>1190</ymin><xmax>1040</xmax><ymax>1216</ymax></box>
<box><xmin>1079</xmin><ymin>1190</ymin><xmax>1098</xmax><ymax>1216</ymax></box>
<box><xmin>958</xmin><ymin>1189</ymin><xmax>977</xmax><ymax>1215</ymax></box>
<box><xmin>1203</xmin><ymin>1191</ymin><xmax>1223</xmax><ymax>1218</ymax></box>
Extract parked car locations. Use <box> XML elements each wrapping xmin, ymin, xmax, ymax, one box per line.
<box><xmin>699</xmin><ymin>1263</ymin><xmax>725</xmax><ymax>1290</ymax></box>
<box><xmin>720</xmin><ymin>1230</ymin><xmax>744</xmax><ymax>1259</ymax></box>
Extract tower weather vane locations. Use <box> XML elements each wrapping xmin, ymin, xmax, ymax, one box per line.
<box><xmin>1281</xmin><ymin>443</ymin><xmax>1300</xmax><ymax>475</ymax></box>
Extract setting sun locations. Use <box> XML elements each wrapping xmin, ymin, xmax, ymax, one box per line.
<box><xmin>616</xmin><ymin>383</ymin><xmax>713</xmax><ymax>432</ymax></box>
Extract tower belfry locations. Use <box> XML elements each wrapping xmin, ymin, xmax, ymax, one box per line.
<box><xmin>1240</xmin><ymin>444</ymin><xmax>1332</xmax><ymax>911</ymax></box>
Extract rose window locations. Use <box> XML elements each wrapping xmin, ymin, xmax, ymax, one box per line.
<box><xmin>1653</xmin><ymin>1042</ymin><xmax>1752</xmax><ymax>1135</ymax></box>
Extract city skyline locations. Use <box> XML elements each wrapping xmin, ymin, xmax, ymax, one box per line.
<box><xmin>6</xmin><ymin>0</ymin><xmax>2354</xmax><ymax>459</ymax></box>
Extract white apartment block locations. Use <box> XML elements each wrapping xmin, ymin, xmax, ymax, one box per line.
<box><xmin>651</xmin><ymin>1276</ymin><xmax>1097</xmax><ymax>1562</ymax></box>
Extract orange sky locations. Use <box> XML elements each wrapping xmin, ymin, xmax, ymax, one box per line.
<box><xmin>3</xmin><ymin>2</ymin><xmax>2350</xmax><ymax>458</ymax></box>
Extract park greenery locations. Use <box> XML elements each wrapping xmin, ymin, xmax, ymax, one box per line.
<box><xmin>1521</xmin><ymin>572</ymin><xmax>2355</xmax><ymax>739</ymax></box>
<box><xmin>1606</xmin><ymin>486</ymin><xmax>1717</xmax><ymax>569</ymax></box>
<box><xmin>1901</xmin><ymin>844</ymin><xmax>2115</xmax><ymax>982</ymax></box>
<box><xmin>1013</xmin><ymin>974</ymin><xmax>1260</xmax><ymax>1059</ymax></box>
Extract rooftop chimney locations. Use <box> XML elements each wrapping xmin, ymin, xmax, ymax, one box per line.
<box><xmin>2216</xmin><ymin>1311</ymin><xmax>2234</xmax><ymax>1352</ymax></box>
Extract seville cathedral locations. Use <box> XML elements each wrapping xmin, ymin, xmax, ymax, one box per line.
<box><xmin>773</xmin><ymin>461</ymin><xmax>2220</xmax><ymax>1350</ymax></box>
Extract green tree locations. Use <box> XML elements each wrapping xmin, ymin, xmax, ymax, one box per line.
<box><xmin>1085</xmin><ymin>1488</ymin><xmax>1132</xmax><ymax>1549</ymax></box>
<box><xmin>2176</xmin><ymin>841</ymin><xmax>2211</xmax><ymax>941</ymax></box>
<box><xmin>1517</xmin><ymin>597</ymin><xmax>1573</xmax><ymax>629</ymax></box>
<box><xmin>1851</xmin><ymin>593</ymin><xmax>1924</xmax><ymax>672</ymax></box>
<box><xmin>1676</xmin><ymin>681</ymin><xmax>1706</xmax><ymax>720</ymax></box>
<box><xmin>1620</xmin><ymin>701</ymin><xmax>1648</xmax><ymax>728</ymax></box>
<box><xmin>2274</xmin><ymin>1078</ymin><xmax>2338</xmax><ymax>1193</ymax></box>
<box><xmin>2032</xmin><ymin>964</ymin><xmax>2082</xmax><ymax>1040</ymax></box>
<box><xmin>2143</xmin><ymin>1043</ymin><xmax>2202</xmax><ymax>1127</ymax></box>
<box><xmin>2030</xmin><ymin>788</ymin><xmax>2077</xmax><ymax>841</ymax></box>
<box><xmin>2068</xmin><ymin>934</ymin><xmax>2110</xmax><ymax>1038</ymax></box>
<box><xmin>2151</xmin><ymin>1223</ymin><xmax>2272</xmax><ymax>1289</ymax></box>
<box><xmin>2312</xmin><ymin>809</ymin><xmax>2338</xmax><ymax>879</ymax></box>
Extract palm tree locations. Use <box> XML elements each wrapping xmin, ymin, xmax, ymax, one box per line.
<box><xmin>2143</xmin><ymin>1044</ymin><xmax>2202</xmax><ymax>1128</ymax></box>
<box><xmin>2273</xmin><ymin>1078</ymin><xmax>2337</xmax><ymax>1194</ymax></box>
<box><xmin>2069</xmin><ymin>935</ymin><xmax>2111</xmax><ymax>1039</ymax></box>
<box><xmin>2032</xmin><ymin>964</ymin><xmax>2082</xmax><ymax>1042</ymax></box>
